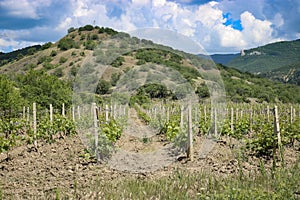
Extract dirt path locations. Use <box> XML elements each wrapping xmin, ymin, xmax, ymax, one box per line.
<box><xmin>108</xmin><ymin>108</ymin><xmax>178</xmax><ymax>173</ymax></box>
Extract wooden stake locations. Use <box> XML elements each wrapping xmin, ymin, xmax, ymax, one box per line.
<box><xmin>23</xmin><ymin>106</ymin><xmax>26</xmax><ymax>119</ymax></box>
<box><xmin>274</xmin><ymin>106</ymin><xmax>283</xmax><ymax>163</ymax></box>
<box><xmin>214</xmin><ymin>108</ymin><xmax>217</xmax><ymax>136</ymax></box>
<box><xmin>50</xmin><ymin>104</ymin><xmax>53</xmax><ymax>122</ymax></box>
<box><xmin>230</xmin><ymin>107</ymin><xmax>234</xmax><ymax>133</ymax></box>
<box><xmin>62</xmin><ymin>103</ymin><xmax>65</xmax><ymax>117</ymax></box>
<box><xmin>77</xmin><ymin>105</ymin><xmax>81</xmax><ymax>120</ymax></box>
<box><xmin>72</xmin><ymin>105</ymin><xmax>75</xmax><ymax>121</ymax></box>
<box><xmin>105</xmin><ymin>104</ymin><xmax>109</xmax><ymax>122</ymax></box>
<box><xmin>92</xmin><ymin>103</ymin><xmax>99</xmax><ymax>161</ymax></box>
<box><xmin>33</xmin><ymin>103</ymin><xmax>37</xmax><ymax>149</ymax></box>
<box><xmin>187</xmin><ymin>102</ymin><xmax>193</xmax><ymax>161</ymax></box>
<box><xmin>180</xmin><ymin>105</ymin><xmax>184</xmax><ymax>130</ymax></box>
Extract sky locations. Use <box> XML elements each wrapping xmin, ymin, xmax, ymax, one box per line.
<box><xmin>0</xmin><ymin>0</ymin><xmax>299</xmax><ymax>54</ymax></box>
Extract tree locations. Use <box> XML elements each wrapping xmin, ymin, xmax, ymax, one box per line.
<box><xmin>95</xmin><ymin>79</ymin><xmax>111</xmax><ymax>95</ymax></box>
<box><xmin>58</xmin><ymin>38</ymin><xmax>76</xmax><ymax>51</ymax></box>
<box><xmin>16</xmin><ymin>70</ymin><xmax>72</xmax><ymax>109</ymax></box>
<box><xmin>0</xmin><ymin>75</ymin><xmax>22</xmax><ymax>117</ymax></box>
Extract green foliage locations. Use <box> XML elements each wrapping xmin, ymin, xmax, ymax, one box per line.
<box><xmin>228</xmin><ymin>39</ymin><xmax>300</xmax><ymax>73</ymax></box>
<box><xmin>42</xmin><ymin>42</ymin><xmax>52</xmax><ymax>50</ymax></box>
<box><xmin>58</xmin><ymin>38</ymin><xmax>76</xmax><ymax>51</ymax></box>
<box><xmin>95</xmin><ymin>79</ymin><xmax>111</xmax><ymax>95</ymax></box>
<box><xmin>78</xmin><ymin>25</ymin><xmax>94</xmax><ymax>31</ymax></box>
<box><xmin>15</xmin><ymin>70</ymin><xmax>72</xmax><ymax>109</ymax></box>
<box><xmin>97</xmin><ymin>27</ymin><xmax>118</xmax><ymax>35</ymax></box>
<box><xmin>37</xmin><ymin>114</ymin><xmax>76</xmax><ymax>143</ymax></box>
<box><xmin>50</xmin><ymin>50</ymin><xmax>57</xmax><ymax>57</ymax></box>
<box><xmin>0</xmin><ymin>45</ymin><xmax>42</xmax><ymax>66</ymax></box>
<box><xmin>27</xmin><ymin>47</ymin><xmax>36</xmax><ymax>55</ymax></box>
<box><xmin>0</xmin><ymin>118</ymin><xmax>26</xmax><ymax>153</ymax></box>
<box><xmin>129</xmin><ymin>92</ymin><xmax>150</xmax><ymax>107</ymax></box>
<box><xmin>111</xmin><ymin>73</ymin><xmax>121</xmax><ymax>86</ymax></box>
<box><xmin>43</xmin><ymin>62</ymin><xmax>55</xmax><ymax>70</ymax></box>
<box><xmin>100</xmin><ymin>119</ymin><xmax>122</xmax><ymax>143</ymax></box>
<box><xmin>67</xmin><ymin>27</ymin><xmax>76</xmax><ymax>33</ymax></box>
<box><xmin>0</xmin><ymin>75</ymin><xmax>22</xmax><ymax>117</ymax></box>
<box><xmin>135</xmin><ymin>48</ymin><xmax>199</xmax><ymax>81</ymax></box>
<box><xmin>132</xmin><ymin>104</ymin><xmax>150</xmax><ymax>124</ymax></box>
<box><xmin>138</xmin><ymin>83</ymin><xmax>171</xmax><ymax>99</ymax></box>
<box><xmin>91</xmin><ymin>34</ymin><xmax>99</xmax><ymax>40</ymax></box>
<box><xmin>53</xmin><ymin>68</ymin><xmax>64</xmax><ymax>77</ymax></box>
<box><xmin>84</xmin><ymin>40</ymin><xmax>97</xmax><ymax>50</ymax></box>
<box><xmin>59</xmin><ymin>56</ymin><xmax>68</xmax><ymax>64</ymax></box>
<box><xmin>220</xmin><ymin>64</ymin><xmax>300</xmax><ymax>103</ymax></box>
<box><xmin>246</xmin><ymin>121</ymin><xmax>279</xmax><ymax>157</ymax></box>
<box><xmin>195</xmin><ymin>83</ymin><xmax>210</xmax><ymax>99</ymax></box>
<box><xmin>70</xmin><ymin>66</ymin><xmax>79</xmax><ymax>76</ymax></box>
<box><xmin>160</xmin><ymin>115</ymin><xmax>180</xmax><ymax>141</ymax></box>
<box><xmin>111</xmin><ymin>56</ymin><xmax>125</xmax><ymax>68</ymax></box>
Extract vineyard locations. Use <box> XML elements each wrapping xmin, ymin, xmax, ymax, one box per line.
<box><xmin>0</xmin><ymin>101</ymin><xmax>299</xmax><ymax>198</ymax></box>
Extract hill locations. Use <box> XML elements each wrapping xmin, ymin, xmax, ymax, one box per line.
<box><xmin>1</xmin><ymin>25</ymin><xmax>300</xmax><ymax>105</ymax></box>
<box><xmin>210</xmin><ymin>53</ymin><xmax>239</xmax><ymax>65</ymax></box>
<box><xmin>227</xmin><ymin>39</ymin><xmax>300</xmax><ymax>74</ymax></box>
<box><xmin>261</xmin><ymin>62</ymin><xmax>300</xmax><ymax>85</ymax></box>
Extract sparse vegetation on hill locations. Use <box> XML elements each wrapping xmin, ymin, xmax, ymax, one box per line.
<box><xmin>0</xmin><ymin>26</ymin><xmax>300</xmax><ymax>105</ymax></box>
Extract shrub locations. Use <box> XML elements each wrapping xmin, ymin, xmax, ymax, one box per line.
<box><xmin>58</xmin><ymin>38</ymin><xmax>76</xmax><ymax>51</ymax></box>
<box><xmin>59</xmin><ymin>57</ymin><xmax>68</xmax><ymax>64</ymax></box>
<box><xmin>50</xmin><ymin>50</ymin><xmax>57</xmax><ymax>57</ymax></box>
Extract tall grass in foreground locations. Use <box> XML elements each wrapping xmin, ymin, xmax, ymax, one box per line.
<box><xmin>61</xmin><ymin>157</ymin><xmax>300</xmax><ymax>199</ymax></box>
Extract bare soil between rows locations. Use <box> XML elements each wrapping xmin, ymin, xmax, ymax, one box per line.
<box><xmin>0</xmin><ymin>132</ymin><xmax>299</xmax><ymax>199</ymax></box>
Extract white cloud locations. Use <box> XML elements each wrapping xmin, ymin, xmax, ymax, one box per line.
<box><xmin>0</xmin><ymin>0</ymin><xmax>39</xmax><ymax>18</ymax></box>
<box><xmin>240</xmin><ymin>11</ymin><xmax>273</xmax><ymax>45</ymax></box>
<box><xmin>1</xmin><ymin>0</ymin><xmax>298</xmax><ymax>53</ymax></box>
<box><xmin>272</xmin><ymin>13</ymin><xmax>284</xmax><ymax>28</ymax></box>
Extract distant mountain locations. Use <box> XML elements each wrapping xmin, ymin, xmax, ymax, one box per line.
<box><xmin>210</xmin><ymin>53</ymin><xmax>239</xmax><ymax>65</ymax></box>
<box><xmin>227</xmin><ymin>39</ymin><xmax>300</xmax><ymax>74</ymax></box>
<box><xmin>0</xmin><ymin>45</ymin><xmax>43</xmax><ymax>66</ymax></box>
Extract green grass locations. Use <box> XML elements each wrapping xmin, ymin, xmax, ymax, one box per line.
<box><xmin>55</xmin><ymin>157</ymin><xmax>300</xmax><ymax>199</ymax></box>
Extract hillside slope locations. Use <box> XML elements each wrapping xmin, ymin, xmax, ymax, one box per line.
<box><xmin>227</xmin><ymin>39</ymin><xmax>300</xmax><ymax>74</ymax></box>
<box><xmin>1</xmin><ymin>25</ymin><xmax>300</xmax><ymax>104</ymax></box>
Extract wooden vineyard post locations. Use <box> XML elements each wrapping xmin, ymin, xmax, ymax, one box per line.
<box><xmin>214</xmin><ymin>108</ymin><xmax>217</xmax><ymax>136</ymax></box>
<box><xmin>180</xmin><ymin>105</ymin><xmax>184</xmax><ymax>130</ymax></box>
<box><xmin>113</xmin><ymin>104</ymin><xmax>117</xmax><ymax>119</ymax></box>
<box><xmin>23</xmin><ymin>106</ymin><xmax>26</xmax><ymax>119</ymax></box>
<box><xmin>92</xmin><ymin>103</ymin><xmax>99</xmax><ymax>162</ymax></box>
<box><xmin>33</xmin><ymin>103</ymin><xmax>37</xmax><ymax>149</ymax></box>
<box><xmin>290</xmin><ymin>105</ymin><xmax>293</xmax><ymax>124</ymax></box>
<box><xmin>62</xmin><ymin>103</ymin><xmax>65</xmax><ymax>117</ymax></box>
<box><xmin>167</xmin><ymin>107</ymin><xmax>170</xmax><ymax>122</ymax></box>
<box><xmin>267</xmin><ymin>105</ymin><xmax>270</xmax><ymax>122</ymax></box>
<box><xmin>105</xmin><ymin>104</ymin><xmax>109</xmax><ymax>123</ymax></box>
<box><xmin>204</xmin><ymin>105</ymin><xmax>207</xmax><ymax>123</ymax></box>
<box><xmin>77</xmin><ymin>106</ymin><xmax>81</xmax><ymax>120</ymax></box>
<box><xmin>274</xmin><ymin>106</ymin><xmax>283</xmax><ymax>165</ymax></box>
<box><xmin>230</xmin><ymin>107</ymin><xmax>234</xmax><ymax>133</ymax></box>
<box><xmin>249</xmin><ymin>108</ymin><xmax>253</xmax><ymax>133</ymax></box>
<box><xmin>187</xmin><ymin>102</ymin><xmax>193</xmax><ymax>161</ymax></box>
<box><xmin>27</xmin><ymin>107</ymin><xmax>30</xmax><ymax>123</ymax></box>
<box><xmin>72</xmin><ymin>105</ymin><xmax>75</xmax><ymax>121</ymax></box>
<box><xmin>50</xmin><ymin>104</ymin><xmax>53</xmax><ymax>122</ymax></box>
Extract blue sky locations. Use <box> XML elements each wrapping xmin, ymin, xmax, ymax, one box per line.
<box><xmin>0</xmin><ymin>0</ymin><xmax>299</xmax><ymax>54</ymax></box>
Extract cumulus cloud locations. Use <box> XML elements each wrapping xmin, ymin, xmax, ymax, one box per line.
<box><xmin>0</xmin><ymin>0</ymin><xmax>299</xmax><ymax>53</ymax></box>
